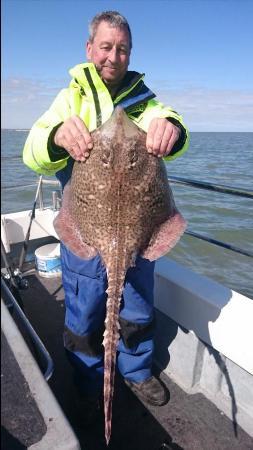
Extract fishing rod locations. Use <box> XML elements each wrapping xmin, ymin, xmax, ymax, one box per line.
<box><xmin>18</xmin><ymin>175</ymin><xmax>43</xmax><ymax>272</ymax></box>
<box><xmin>1</xmin><ymin>239</ymin><xmax>17</xmax><ymax>288</ymax></box>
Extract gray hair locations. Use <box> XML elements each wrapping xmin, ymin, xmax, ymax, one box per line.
<box><xmin>88</xmin><ymin>11</ymin><xmax>132</xmax><ymax>49</ymax></box>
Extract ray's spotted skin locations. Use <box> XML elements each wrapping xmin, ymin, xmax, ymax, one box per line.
<box><xmin>54</xmin><ymin>107</ymin><xmax>186</xmax><ymax>445</ymax></box>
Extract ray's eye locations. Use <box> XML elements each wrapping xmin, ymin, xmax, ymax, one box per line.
<box><xmin>130</xmin><ymin>150</ymin><xmax>138</xmax><ymax>166</ymax></box>
<box><xmin>101</xmin><ymin>150</ymin><xmax>111</xmax><ymax>166</ymax></box>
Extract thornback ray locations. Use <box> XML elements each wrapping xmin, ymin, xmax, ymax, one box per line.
<box><xmin>54</xmin><ymin>107</ymin><xmax>187</xmax><ymax>445</ymax></box>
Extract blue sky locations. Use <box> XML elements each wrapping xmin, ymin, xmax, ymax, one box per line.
<box><xmin>2</xmin><ymin>0</ymin><xmax>253</xmax><ymax>130</ymax></box>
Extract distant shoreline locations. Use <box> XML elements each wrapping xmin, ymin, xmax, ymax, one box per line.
<box><xmin>1</xmin><ymin>129</ymin><xmax>253</xmax><ymax>133</ymax></box>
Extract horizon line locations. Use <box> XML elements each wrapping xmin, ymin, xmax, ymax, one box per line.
<box><xmin>1</xmin><ymin>128</ymin><xmax>253</xmax><ymax>133</ymax></box>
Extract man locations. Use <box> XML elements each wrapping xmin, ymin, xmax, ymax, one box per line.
<box><xmin>23</xmin><ymin>11</ymin><xmax>189</xmax><ymax>420</ymax></box>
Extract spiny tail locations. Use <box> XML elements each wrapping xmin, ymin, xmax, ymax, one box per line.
<box><xmin>102</xmin><ymin>257</ymin><xmax>128</xmax><ymax>445</ymax></box>
<box><xmin>103</xmin><ymin>292</ymin><xmax>121</xmax><ymax>445</ymax></box>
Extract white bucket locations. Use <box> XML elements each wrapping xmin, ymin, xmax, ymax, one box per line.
<box><xmin>35</xmin><ymin>243</ymin><xmax>62</xmax><ymax>278</ymax></box>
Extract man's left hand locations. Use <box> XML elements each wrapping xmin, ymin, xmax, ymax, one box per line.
<box><xmin>146</xmin><ymin>118</ymin><xmax>180</xmax><ymax>157</ymax></box>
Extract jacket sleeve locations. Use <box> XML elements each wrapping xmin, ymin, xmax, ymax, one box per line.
<box><xmin>135</xmin><ymin>99</ymin><xmax>190</xmax><ymax>161</ymax></box>
<box><xmin>23</xmin><ymin>89</ymin><xmax>72</xmax><ymax>175</ymax></box>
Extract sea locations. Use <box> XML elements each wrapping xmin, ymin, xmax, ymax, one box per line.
<box><xmin>1</xmin><ymin>129</ymin><xmax>253</xmax><ymax>299</ymax></box>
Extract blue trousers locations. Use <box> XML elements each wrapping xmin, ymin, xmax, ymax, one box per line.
<box><xmin>61</xmin><ymin>243</ymin><xmax>155</xmax><ymax>397</ymax></box>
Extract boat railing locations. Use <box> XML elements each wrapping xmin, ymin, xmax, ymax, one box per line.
<box><xmin>3</xmin><ymin>179</ymin><xmax>62</xmax><ymax>211</ymax></box>
<box><xmin>167</xmin><ymin>176</ymin><xmax>253</xmax><ymax>258</ymax></box>
<box><xmin>168</xmin><ymin>175</ymin><xmax>253</xmax><ymax>199</ymax></box>
<box><xmin>2</xmin><ymin>176</ymin><xmax>253</xmax><ymax>258</ymax></box>
<box><xmin>1</xmin><ymin>277</ymin><xmax>54</xmax><ymax>381</ymax></box>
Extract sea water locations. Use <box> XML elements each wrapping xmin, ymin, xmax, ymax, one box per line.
<box><xmin>1</xmin><ymin>129</ymin><xmax>253</xmax><ymax>299</ymax></box>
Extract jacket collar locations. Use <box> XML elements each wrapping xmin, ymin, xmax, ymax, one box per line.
<box><xmin>69</xmin><ymin>62</ymin><xmax>155</xmax><ymax>106</ymax></box>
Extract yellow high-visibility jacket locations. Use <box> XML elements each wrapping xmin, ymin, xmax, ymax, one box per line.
<box><xmin>23</xmin><ymin>63</ymin><xmax>189</xmax><ymax>177</ymax></box>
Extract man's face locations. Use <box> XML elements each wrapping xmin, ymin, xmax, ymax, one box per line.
<box><xmin>86</xmin><ymin>21</ymin><xmax>131</xmax><ymax>87</ymax></box>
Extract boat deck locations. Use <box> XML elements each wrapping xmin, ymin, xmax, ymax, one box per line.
<box><xmin>2</xmin><ymin>265</ymin><xmax>253</xmax><ymax>450</ymax></box>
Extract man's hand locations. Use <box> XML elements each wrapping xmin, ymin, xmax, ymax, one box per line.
<box><xmin>54</xmin><ymin>116</ymin><xmax>93</xmax><ymax>161</ymax></box>
<box><xmin>146</xmin><ymin>118</ymin><xmax>180</xmax><ymax>158</ymax></box>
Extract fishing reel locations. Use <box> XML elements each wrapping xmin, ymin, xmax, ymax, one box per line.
<box><xmin>2</xmin><ymin>268</ymin><xmax>29</xmax><ymax>290</ymax></box>
<box><xmin>1</xmin><ymin>268</ymin><xmax>29</xmax><ymax>313</ymax></box>
<box><xmin>12</xmin><ymin>268</ymin><xmax>29</xmax><ymax>290</ymax></box>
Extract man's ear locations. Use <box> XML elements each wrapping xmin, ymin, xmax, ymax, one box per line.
<box><xmin>86</xmin><ymin>40</ymin><xmax>92</xmax><ymax>60</ymax></box>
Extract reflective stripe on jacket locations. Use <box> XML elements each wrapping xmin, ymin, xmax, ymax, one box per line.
<box><xmin>23</xmin><ymin>62</ymin><xmax>189</xmax><ymax>175</ymax></box>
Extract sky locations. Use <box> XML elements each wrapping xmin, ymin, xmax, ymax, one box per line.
<box><xmin>1</xmin><ymin>0</ymin><xmax>253</xmax><ymax>131</ymax></box>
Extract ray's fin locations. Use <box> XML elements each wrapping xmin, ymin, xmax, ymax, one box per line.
<box><xmin>53</xmin><ymin>181</ymin><xmax>97</xmax><ymax>259</ymax></box>
<box><xmin>142</xmin><ymin>210</ymin><xmax>187</xmax><ymax>261</ymax></box>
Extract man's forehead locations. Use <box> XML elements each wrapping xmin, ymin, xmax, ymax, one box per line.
<box><xmin>94</xmin><ymin>21</ymin><xmax>130</xmax><ymax>44</ymax></box>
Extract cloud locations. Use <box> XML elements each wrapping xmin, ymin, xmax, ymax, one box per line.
<box><xmin>152</xmin><ymin>82</ymin><xmax>253</xmax><ymax>131</ymax></box>
<box><xmin>1</xmin><ymin>77</ymin><xmax>67</xmax><ymax>129</ymax></box>
<box><xmin>2</xmin><ymin>76</ymin><xmax>253</xmax><ymax>131</ymax></box>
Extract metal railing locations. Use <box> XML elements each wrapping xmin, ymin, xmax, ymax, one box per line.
<box><xmin>1</xmin><ymin>277</ymin><xmax>54</xmax><ymax>381</ymax></box>
<box><xmin>36</xmin><ymin>179</ymin><xmax>62</xmax><ymax>210</ymax></box>
<box><xmin>168</xmin><ymin>175</ymin><xmax>253</xmax><ymax>199</ymax></box>
<box><xmin>168</xmin><ymin>175</ymin><xmax>253</xmax><ymax>258</ymax></box>
<box><xmin>2</xmin><ymin>179</ymin><xmax>62</xmax><ymax>211</ymax></box>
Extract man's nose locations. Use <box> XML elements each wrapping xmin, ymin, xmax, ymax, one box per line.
<box><xmin>108</xmin><ymin>47</ymin><xmax>118</xmax><ymax>63</ymax></box>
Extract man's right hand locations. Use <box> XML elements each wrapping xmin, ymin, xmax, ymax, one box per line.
<box><xmin>54</xmin><ymin>116</ymin><xmax>93</xmax><ymax>161</ymax></box>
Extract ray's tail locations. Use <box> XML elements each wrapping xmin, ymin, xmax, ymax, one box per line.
<box><xmin>102</xmin><ymin>250</ymin><xmax>129</xmax><ymax>445</ymax></box>
<box><xmin>103</xmin><ymin>290</ymin><xmax>121</xmax><ymax>445</ymax></box>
